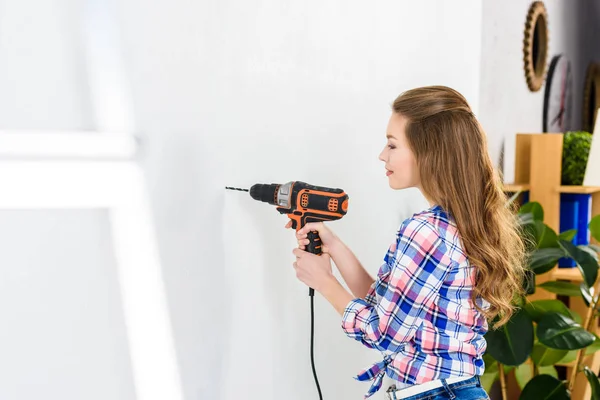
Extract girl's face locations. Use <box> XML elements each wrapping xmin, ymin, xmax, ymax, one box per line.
<box><xmin>379</xmin><ymin>112</ymin><xmax>420</xmax><ymax>190</ymax></box>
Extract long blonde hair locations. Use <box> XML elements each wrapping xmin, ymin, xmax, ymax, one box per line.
<box><xmin>392</xmin><ymin>86</ymin><xmax>526</xmax><ymax>329</ymax></box>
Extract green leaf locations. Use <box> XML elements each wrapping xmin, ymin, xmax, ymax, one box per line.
<box><xmin>519</xmin><ymin>374</ymin><xmax>569</xmax><ymax>400</ymax></box>
<box><xmin>570</xmin><ymin>309</ymin><xmax>583</xmax><ymax>325</ymax></box>
<box><xmin>482</xmin><ymin>352</ymin><xmax>498</xmax><ymax>373</ymax></box>
<box><xmin>524</xmin><ymin>269</ymin><xmax>536</xmax><ymax>295</ymax></box>
<box><xmin>561</xmin><ymin>350</ymin><xmax>579</xmax><ymax>364</ymax></box>
<box><xmin>580</xmin><ymin>245</ymin><xmax>600</xmax><ymax>261</ymax></box>
<box><xmin>520</xmin><ymin>202</ymin><xmax>544</xmax><ymax>222</ymax></box>
<box><xmin>532</xmin><ymin>221</ymin><xmax>548</xmax><ymax>246</ymax></box>
<box><xmin>529</xmin><ymin>248</ymin><xmax>565</xmax><ymax>274</ymax></box>
<box><xmin>537</xmin><ymin>281</ymin><xmax>582</xmax><ymax>297</ymax></box>
<box><xmin>516</xmin><ymin>364</ymin><xmax>558</xmax><ymax>389</ymax></box>
<box><xmin>558</xmin><ymin>239</ymin><xmax>598</xmax><ymax>288</ymax></box>
<box><xmin>480</xmin><ymin>372</ymin><xmax>498</xmax><ymax>394</ymax></box>
<box><xmin>482</xmin><ymin>353</ymin><xmax>514</xmax><ymax>372</ymax></box>
<box><xmin>581</xmin><ymin>283</ymin><xmax>593</xmax><ymax>307</ymax></box>
<box><xmin>515</xmin><ymin>363</ymin><xmax>532</xmax><ymax>390</ymax></box>
<box><xmin>484</xmin><ymin>308</ymin><xmax>534</xmax><ymax>365</ymax></box>
<box><xmin>524</xmin><ymin>299</ymin><xmax>573</xmax><ymax>322</ymax></box>
<box><xmin>537</xmin><ymin>312</ymin><xmax>596</xmax><ymax>350</ymax></box>
<box><xmin>584</xmin><ymin>366</ymin><xmax>600</xmax><ymax>400</ymax></box>
<box><xmin>539</xmin><ymin>365</ymin><xmax>558</xmax><ymax>379</ymax></box>
<box><xmin>519</xmin><ymin>212</ymin><xmax>535</xmax><ymax>226</ymax></box>
<box><xmin>522</xmin><ymin>220</ymin><xmax>544</xmax><ymax>251</ymax></box>
<box><xmin>558</xmin><ymin>229</ymin><xmax>577</xmax><ymax>242</ymax></box>
<box><xmin>521</xmin><ymin>220</ymin><xmax>546</xmax><ymax>250</ymax></box>
<box><xmin>539</xmin><ymin>225</ymin><xmax>560</xmax><ymax>249</ymax></box>
<box><xmin>586</xmin><ymin>335</ymin><xmax>600</xmax><ymax>356</ymax></box>
<box><xmin>530</xmin><ymin>343</ymin><xmax>569</xmax><ymax>366</ymax></box>
<box><xmin>590</xmin><ymin>215</ymin><xmax>600</xmax><ymax>243</ymax></box>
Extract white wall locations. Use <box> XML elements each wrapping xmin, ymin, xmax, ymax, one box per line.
<box><xmin>116</xmin><ymin>1</ymin><xmax>482</xmax><ymax>399</ymax></box>
<box><xmin>0</xmin><ymin>210</ymin><xmax>136</xmax><ymax>400</ymax></box>
<box><xmin>0</xmin><ymin>0</ymin><xmax>94</xmax><ymax>130</ymax></box>
<box><xmin>479</xmin><ymin>0</ymin><xmax>586</xmax><ymax>182</ymax></box>
<box><xmin>0</xmin><ymin>1</ymin><xmax>138</xmax><ymax>399</ymax></box>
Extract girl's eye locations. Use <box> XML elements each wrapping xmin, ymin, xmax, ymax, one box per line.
<box><xmin>387</xmin><ymin>144</ymin><xmax>395</xmax><ymax>149</ymax></box>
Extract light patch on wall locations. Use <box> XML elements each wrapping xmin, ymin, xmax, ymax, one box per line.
<box><xmin>0</xmin><ymin>132</ymin><xmax>184</xmax><ymax>400</ymax></box>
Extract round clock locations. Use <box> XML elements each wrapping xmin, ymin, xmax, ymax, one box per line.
<box><xmin>543</xmin><ymin>54</ymin><xmax>573</xmax><ymax>132</ymax></box>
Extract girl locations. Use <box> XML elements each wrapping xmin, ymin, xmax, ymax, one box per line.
<box><xmin>286</xmin><ymin>86</ymin><xmax>526</xmax><ymax>399</ymax></box>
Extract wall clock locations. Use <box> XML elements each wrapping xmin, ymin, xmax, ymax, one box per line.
<box><xmin>583</xmin><ymin>62</ymin><xmax>600</xmax><ymax>133</ymax></box>
<box><xmin>543</xmin><ymin>55</ymin><xmax>573</xmax><ymax>132</ymax></box>
<box><xmin>523</xmin><ymin>1</ymin><xmax>549</xmax><ymax>92</ymax></box>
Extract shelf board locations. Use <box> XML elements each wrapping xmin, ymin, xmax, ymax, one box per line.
<box><xmin>503</xmin><ymin>183</ymin><xmax>530</xmax><ymax>192</ymax></box>
<box><xmin>558</xmin><ymin>185</ymin><xmax>600</xmax><ymax>194</ymax></box>
<box><xmin>551</xmin><ymin>268</ymin><xmax>583</xmax><ymax>281</ymax></box>
<box><xmin>556</xmin><ymin>359</ymin><xmax>576</xmax><ymax>367</ymax></box>
<box><xmin>501</xmin><ymin>184</ymin><xmax>600</xmax><ymax>194</ymax></box>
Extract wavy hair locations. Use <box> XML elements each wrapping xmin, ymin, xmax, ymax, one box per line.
<box><xmin>392</xmin><ymin>86</ymin><xmax>526</xmax><ymax>328</ymax></box>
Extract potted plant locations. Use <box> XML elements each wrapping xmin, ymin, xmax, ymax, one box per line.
<box><xmin>482</xmin><ymin>201</ymin><xmax>600</xmax><ymax>399</ymax></box>
<box><xmin>562</xmin><ymin>131</ymin><xmax>593</xmax><ymax>186</ymax></box>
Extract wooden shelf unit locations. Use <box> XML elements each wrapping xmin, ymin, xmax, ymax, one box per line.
<box><xmin>502</xmin><ymin>133</ymin><xmax>600</xmax><ymax>400</ymax></box>
<box><xmin>503</xmin><ymin>183</ymin><xmax>531</xmax><ymax>192</ymax></box>
<box><xmin>558</xmin><ymin>186</ymin><xmax>600</xmax><ymax>194</ymax></box>
<box><xmin>552</xmin><ymin>268</ymin><xmax>583</xmax><ymax>282</ymax></box>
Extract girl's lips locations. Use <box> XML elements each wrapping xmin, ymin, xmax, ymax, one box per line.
<box><xmin>386</xmin><ymin>170</ymin><xmax>393</xmax><ymax>176</ymax></box>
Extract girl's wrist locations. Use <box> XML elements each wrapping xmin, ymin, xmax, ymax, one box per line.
<box><xmin>327</xmin><ymin>237</ymin><xmax>345</xmax><ymax>259</ymax></box>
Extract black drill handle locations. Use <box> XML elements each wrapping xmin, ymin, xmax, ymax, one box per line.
<box><xmin>306</xmin><ymin>231</ymin><xmax>323</xmax><ymax>255</ymax></box>
<box><xmin>306</xmin><ymin>231</ymin><xmax>322</xmax><ymax>297</ymax></box>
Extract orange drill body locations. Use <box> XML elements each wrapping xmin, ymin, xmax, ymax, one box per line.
<box><xmin>248</xmin><ymin>181</ymin><xmax>348</xmax><ymax>228</ymax></box>
<box><xmin>275</xmin><ymin>181</ymin><xmax>348</xmax><ymax>230</ymax></box>
<box><xmin>248</xmin><ymin>180</ymin><xmax>349</xmax><ymax>257</ymax></box>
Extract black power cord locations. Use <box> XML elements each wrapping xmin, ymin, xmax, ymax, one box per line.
<box><xmin>306</xmin><ymin>229</ymin><xmax>325</xmax><ymax>399</ymax></box>
<box><xmin>309</xmin><ymin>291</ymin><xmax>323</xmax><ymax>400</ymax></box>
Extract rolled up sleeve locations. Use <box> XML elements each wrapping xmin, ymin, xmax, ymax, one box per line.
<box><xmin>342</xmin><ymin>298</ymin><xmax>376</xmax><ymax>349</ymax></box>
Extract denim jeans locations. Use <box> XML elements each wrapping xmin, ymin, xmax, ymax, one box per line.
<box><xmin>388</xmin><ymin>376</ymin><xmax>489</xmax><ymax>400</ymax></box>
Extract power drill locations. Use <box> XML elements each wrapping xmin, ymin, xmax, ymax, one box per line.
<box><xmin>225</xmin><ymin>181</ymin><xmax>349</xmax><ymax>400</ymax></box>
<box><xmin>226</xmin><ymin>181</ymin><xmax>348</xmax><ymax>293</ymax></box>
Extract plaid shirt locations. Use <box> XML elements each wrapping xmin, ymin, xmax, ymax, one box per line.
<box><xmin>341</xmin><ymin>205</ymin><xmax>489</xmax><ymax>399</ymax></box>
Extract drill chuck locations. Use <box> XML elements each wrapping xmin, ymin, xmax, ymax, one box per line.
<box><xmin>249</xmin><ymin>183</ymin><xmax>279</xmax><ymax>205</ymax></box>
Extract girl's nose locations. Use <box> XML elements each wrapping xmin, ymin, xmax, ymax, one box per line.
<box><xmin>378</xmin><ymin>148</ymin><xmax>386</xmax><ymax>162</ymax></box>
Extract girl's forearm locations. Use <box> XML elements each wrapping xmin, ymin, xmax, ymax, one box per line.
<box><xmin>319</xmin><ymin>276</ymin><xmax>354</xmax><ymax>315</ymax></box>
<box><xmin>328</xmin><ymin>238</ymin><xmax>375</xmax><ymax>299</ymax></box>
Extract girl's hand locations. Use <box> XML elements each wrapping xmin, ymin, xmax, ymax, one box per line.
<box><xmin>284</xmin><ymin>221</ymin><xmax>339</xmax><ymax>254</ymax></box>
<box><xmin>292</xmin><ymin>247</ymin><xmax>335</xmax><ymax>292</ymax></box>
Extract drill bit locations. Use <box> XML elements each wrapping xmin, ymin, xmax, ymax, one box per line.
<box><xmin>225</xmin><ymin>186</ymin><xmax>249</xmax><ymax>192</ymax></box>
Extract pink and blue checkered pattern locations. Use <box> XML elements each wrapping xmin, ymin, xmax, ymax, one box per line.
<box><xmin>341</xmin><ymin>205</ymin><xmax>489</xmax><ymax>399</ymax></box>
